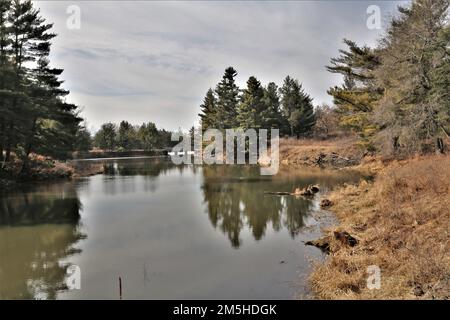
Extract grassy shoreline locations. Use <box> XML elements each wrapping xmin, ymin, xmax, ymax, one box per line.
<box><xmin>279</xmin><ymin>137</ymin><xmax>364</xmax><ymax>168</ymax></box>
<box><xmin>308</xmin><ymin>155</ymin><xmax>449</xmax><ymax>299</ymax></box>
<box><xmin>0</xmin><ymin>154</ymin><xmax>105</xmax><ymax>190</ymax></box>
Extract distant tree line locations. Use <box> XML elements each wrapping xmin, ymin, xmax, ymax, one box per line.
<box><xmin>198</xmin><ymin>68</ymin><xmax>316</xmax><ymax>137</ymax></box>
<box><xmin>92</xmin><ymin>121</ymin><xmax>175</xmax><ymax>151</ymax></box>
<box><xmin>327</xmin><ymin>0</ymin><xmax>450</xmax><ymax>155</ymax></box>
<box><xmin>0</xmin><ymin>0</ymin><xmax>84</xmax><ymax>172</ymax></box>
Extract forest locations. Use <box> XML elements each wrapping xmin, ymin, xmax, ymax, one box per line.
<box><xmin>0</xmin><ymin>0</ymin><xmax>83</xmax><ymax>174</ymax></box>
<box><xmin>92</xmin><ymin>121</ymin><xmax>174</xmax><ymax>152</ymax></box>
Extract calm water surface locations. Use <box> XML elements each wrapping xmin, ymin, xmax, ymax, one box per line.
<box><xmin>0</xmin><ymin>158</ymin><xmax>362</xmax><ymax>299</ymax></box>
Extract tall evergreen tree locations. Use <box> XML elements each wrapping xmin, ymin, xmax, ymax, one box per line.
<box><xmin>94</xmin><ymin>123</ymin><xmax>116</xmax><ymax>151</ymax></box>
<box><xmin>279</xmin><ymin>76</ymin><xmax>315</xmax><ymax>137</ymax></box>
<box><xmin>326</xmin><ymin>39</ymin><xmax>383</xmax><ymax>148</ymax></box>
<box><xmin>198</xmin><ymin>88</ymin><xmax>217</xmax><ymax>131</ymax></box>
<box><xmin>138</xmin><ymin>122</ymin><xmax>158</xmax><ymax>151</ymax></box>
<box><xmin>0</xmin><ymin>0</ymin><xmax>81</xmax><ymax>170</ymax></box>
<box><xmin>215</xmin><ymin>67</ymin><xmax>240</xmax><ymax>129</ymax></box>
<box><xmin>156</xmin><ymin>128</ymin><xmax>174</xmax><ymax>148</ymax></box>
<box><xmin>261</xmin><ymin>82</ymin><xmax>285</xmax><ymax>130</ymax></box>
<box><xmin>18</xmin><ymin>1</ymin><xmax>80</xmax><ymax>170</ymax></box>
<box><xmin>1</xmin><ymin>0</ymin><xmax>32</xmax><ymax>162</ymax></box>
<box><xmin>74</xmin><ymin>122</ymin><xmax>92</xmax><ymax>152</ymax></box>
<box><xmin>237</xmin><ymin>76</ymin><xmax>265</xmax><ymax>130</ymax></box>
<box><xmin>117</xmin><ymin>120</ymin><xmax>137</xmax><ymax>151</ymax></box>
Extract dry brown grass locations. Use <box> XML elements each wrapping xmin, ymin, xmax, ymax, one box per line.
<box><xmin>280</xmin><ymin>136</ymin><xmax>357</xmax><ymax>151</ymax></box>
<box><xmin>70</xmin><ymin>162</ymin><xmax>104</xmax><ymax>177</ymax></box>
<box><xmin>279</xmin><ymin>136</ymin><xmax>364</xmax><ymax>167</ymax></box>
<box><xmin>310</xmin><ymin>155</ymin><xmax>450</xmax><ymax>299</ymax></box>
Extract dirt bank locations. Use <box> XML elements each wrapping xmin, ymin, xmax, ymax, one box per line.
<box><xmin>70</xmin><ymin>161</ymin><xmax>105</xmax><ymax>178</ymax></box>
<box><xmin>0</xmin><ymin>154</ymin><xmax>105</xmax><ymax>190</ymax></box>
<box><xmin>309</xmin><ymin>155</ymin><xmax>450</xmax><ymax>299</ymax></box>
<box><xmin>0</xmin><ymin>154</ymin><xmax>73</xmax><ymax>184</ymax></box>
<box><xmin>279</xmin><ymin>137</ymin><xmax>364</xmax><ymax>168</ymax></box>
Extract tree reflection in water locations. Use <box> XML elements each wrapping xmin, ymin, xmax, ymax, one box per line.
<box><xmin>100</xmin><ymin>157</ymin><xmax>195</xmax><ymax>194</ymax></box>
<box><xmin>201</xmin><ymin>165</ymin><xmax>314</xmax><ymax>248</ymax></box>
<box><xmin>102</xmin><ymin>157</ymin><xmax>179</xmax><ymax>177</ymax></box>
<box><xmin>96</xmin><ymin>159</ymin><xmax>316</xmax><ymax>248</ymax></box>
<box><xmin>0</xmin><ymin>182</ymin><xmax>84</xmax><ymax>299</ymax></box>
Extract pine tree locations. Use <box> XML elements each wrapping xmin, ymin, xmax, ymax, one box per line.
<box><xmin>279</xmin><ymin>76</ymin><xmax>315</xmax><ymax>137</ymax></box>
<box><xmin>94</xmin><ymin>123</ymin><xmax>116</xmax><ymax>151</ymax></box>
<box><xmin>156</xmin><ymin>128</ymin><xmax>174</xmax><ymax>148</ymax></box>
<box><xmin>138</xmin><ymin>122</ymin><xmax>158</xmax><ymax>151</ymax></box>
<box><xmin>2</xmin><ymin>0</ymin><xmax>33</xmax><ymax>162</ymax></box>
<box><xmin>237</xmin><ymin>76</ymin><xmax>265</xmax><ymax>130</ymax></box>
<box><xmin>261</xmin><ymin>82</ymin><xmax>285</xmax><ymax>130</ymax></box>
<box><xmin>215</xmin><ymin>67</ymin><xmax>240</xmax><ymax>129</ymax></box>
<box><xmin>117</xmin><ymin>120</ymin><xmax>137</xmax><ymax>151</ymax></box>
<box><xmin>0</xmin><ymin>0</ymin><xmax>81</xmax><ymax>171</ymax></box>
<box><xmin>74</xmin><ymin>122</ymin><xmax>92</xmax><ymax>152</ymax></box>
<box><xmin>198</xmin><ymin>88</ymin><xmax>217</xmax><ymax>131</ymax></box>
<box><xmin>326</xmin><ymin>39</ymin><xmax>383</xmax><ymax>148</ymax></box>
<box><xmin>18</xmin><ymin>2</ymin><xmax>80</xmax><ymax>170</ymax></box>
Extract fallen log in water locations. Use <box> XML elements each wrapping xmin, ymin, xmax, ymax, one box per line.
<box><xmin>305</xmin><ymin>231</ymin><xmax>358</xmax><ymax>254</ymax></box>
<box><xmin>264</xmin><ymin>191</ymin><xmax>293</xmax><ymax>196</ymax></box>
<box><xmin>265</xmin><ymin>184</ymin><xmax>320</xmax><ymax>197</ymax></box>
<box><xmin>305</xmin><ymin>236</ymin><xmax>332</xmax><ymax>254</ymax></box>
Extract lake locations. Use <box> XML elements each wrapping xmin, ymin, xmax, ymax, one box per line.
<box><xmin>0</xmin><ymin>157</ymin><xmax>362</xmax><ymax>299</ymax></box>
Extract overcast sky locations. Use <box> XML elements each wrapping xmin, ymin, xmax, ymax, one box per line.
<box><xmin>35</xmin><ymin>1</ymin><xmax>408</xmax><ymax>132</ymax></box>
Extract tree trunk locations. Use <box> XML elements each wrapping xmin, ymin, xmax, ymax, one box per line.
<box><xmin>393</xmin><ymin>136</ymin><xmax>399</xmax><ymax>153</ymax></box>
<box><xmin>441</xmin><ymin>125</ymin><xmax>449</xmax><ymax>138</ymax></box>
<box><xmin>0</xmin><ymin>121</ymin><xmax>4</xmax><ymax>162</ymax></box>
<box><xmin>5</xmin><ymin>144</ymin><xmax>11</xmax><ymax>162</ymax></box>
<box><xmin>19</xmin><ymin>140</ymin><xmax>33</xmax><ymax>176</ymax></box>
<box><xmin>19</xmin><ymin>152</ymin><xmax>30</xmax><ymax>176</ymax></box>
<box><xmin>4</xmin><ymin>122</ymin><xmax>13</xmax><ymax>162</ymax></box>
<box><xmin>436</xmin><ymin>137</ymin><xmax>444</xmax><ymax>154</ymax></box>
<box><xmin>20</xmin><ymin>119</ymin><xmax>37</xmax><ymax>175</ymax></box>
